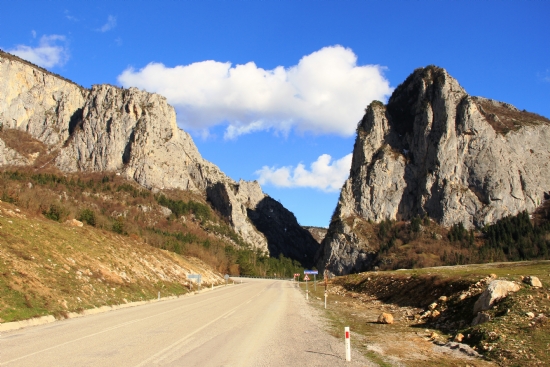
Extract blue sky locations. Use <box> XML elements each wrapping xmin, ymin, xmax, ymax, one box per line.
<box><xmin>2</xmin><ymin>0</ymin><xmax>549</xmax><ymax>227</ymax></box>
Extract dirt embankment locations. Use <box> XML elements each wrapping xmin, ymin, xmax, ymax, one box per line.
<box><xmin>328</xmin><ymin>263</ymin><xmax>550</xmax><ymax>366</ymax></box>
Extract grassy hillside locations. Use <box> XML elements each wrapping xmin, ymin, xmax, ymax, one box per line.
<box><xmin>0</xmin><ymin>128</ymin><xmax>304</xmax><ymax>280</ymax></box>
<box><xmin>0</xmin><ymin>199</ymin><xmax>222</xmax><ymax>323</ymax></box>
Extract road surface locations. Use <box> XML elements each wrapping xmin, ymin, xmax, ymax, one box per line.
<box><xmin>0</xmin><ymin>278</ymin><xmax>371</xmax><ymax>366</ymax></box>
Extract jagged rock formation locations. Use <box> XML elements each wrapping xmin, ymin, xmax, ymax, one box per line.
<box><xmin>318</xmin><ymin>66</ymin><xmax>550</xmax><ymax>275</ymax></box>
<box><xmin>303</xmin><ymin>226</ymin><xmax>328</xmax><ymax>244</ymax></box>
<box><xmin>0</xmin><ymin>50</ymin><xmax>318</xmax><ymax>261</ymax></box>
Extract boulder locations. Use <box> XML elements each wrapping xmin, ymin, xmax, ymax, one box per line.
<box><xmin>473</xmin><ymin>280</ymin><xmax>520</xmax><ymax>314</ymax></box>
<box><xmin>378</xmin><ymin>312</ymin><xmax>394</xmax><ymax>324</ymax></box>
<box><xmin>65</xmin><ymin>219</ymin><xmax>83</xmax><ymax>227</ymax></box>
<box><xmin>523</xmin><ymin>276</ymin><xmax>542</xmax><ymax>288</ymax></box>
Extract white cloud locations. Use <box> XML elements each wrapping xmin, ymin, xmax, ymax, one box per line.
<box><xmin>31</xmin><ymin>30</ymin><xmax>36</xmax><ymax>38</ymax></box>
<box><xmin>98</xmin><ymin>15</ymin><xmax>117</xmax><ymax>32</ymax></box>
<box><xmin>64</xmin><ymin>10</ymin><xmax>78</xmax><ymax>22</ymax></box>
<box><xmin>255</xmin><ymin>153</ymin><xmax>353</xmax><ymax>192</ymax></box>
<box><xmin>118</xmin><ymin>45</ymin><xmax>393</xmax><ymax>138</ymax></box>
<box><xmin>8</xmin><ymin>34</ymin><xmax>69</xmax><ymax>68</ymax></box>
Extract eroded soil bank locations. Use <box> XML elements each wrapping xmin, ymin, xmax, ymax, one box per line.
<box><xmin>301</xmin><ymin>261</ymin><xmax>550</xmax><ymax>366</ymax></box>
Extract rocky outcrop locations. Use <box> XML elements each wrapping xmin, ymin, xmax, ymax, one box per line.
<box><xmin>473</xmin><ymin>280</ymin><xmax>520</xmax><ymax>314</ymax></box>
<box><xmin>318</xmin><ymin>66</ymin><xmax>550</xmax><ymax>274</ymax></box>
<box><xmin>0</xmin><ymin>50</ymin><xmax>318</xmax><ymax>261</ymax></box>
<box><xmin>303</xmin><ymin>226</ymin><xmax>328</xmax><ymax>244</ymax></box>
<box><xmin>0</xmin><ymin>50</ymin><xmax>87</xmax><ymax>146</ymax></box>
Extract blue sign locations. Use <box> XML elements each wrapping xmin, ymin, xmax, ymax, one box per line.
<box><xmin>304</xmin><ymin>270</ymin><xmax>318</xmax><ymax>275</ymax></box>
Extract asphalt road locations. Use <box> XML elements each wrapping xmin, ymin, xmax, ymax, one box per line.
<box><xmin>0</xmin><ymin>278</ymin><xmax>370</xmax><ymax>367</ymax></box>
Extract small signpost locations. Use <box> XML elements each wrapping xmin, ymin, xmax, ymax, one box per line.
<box><xmin>187</xmin><ymin>274</ymin><xmax>202</xmax><ymax>291</ymax></box>
<box><xmin>224</xmin><ymin>274</ymin><xmax>230</xmax><ymax>286</ymax></box>
<box><xmin>304</xmin><ymin>270</ymin><xmax>317</xmax><ymax>301</ymax></box>
<box><xmin>345</xmin><ymin>326</ymin><xmax>351</xmax><ymax>361</ymax></box>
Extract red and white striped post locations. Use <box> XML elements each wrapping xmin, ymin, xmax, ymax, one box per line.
<box><xmin>344</xmin><ymin>326</ymin><xmax>351</xmax><ymax>361</ymax></box>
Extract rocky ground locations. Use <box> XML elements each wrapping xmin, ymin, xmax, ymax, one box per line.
<box><xmin>302</xmin><ymin>261</ymin><xmax>550</xmax><ymax>366</ymax></box>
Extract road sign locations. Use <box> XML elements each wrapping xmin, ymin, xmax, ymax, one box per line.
<box><xmin>304</xmin><ymin>270</ymin><xmax>318</xmax><ymax>275</ymax></box>
<box><xmin>304</xmin><ymin>275</ymin><xmax>310</xmax><ymax>281</ymax></box>
<box><xmin>187</xmin><ymin>274</ymin><xmax>202</xmax><ymax>290</ymax></box>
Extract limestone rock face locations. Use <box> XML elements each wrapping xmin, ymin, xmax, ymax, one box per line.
<box><xmin>0</xmin><ymin>51</ymin><xmax>87</xmax><ymax>146</ymax></box>
<box><xmin>318</xmin><ymin>66</ymin><xmax>550</xmax><ymax>275</ymax></box>
<box><xmin>0</xmin><ymin>138</ymin><xmax>28</xmax><ymax>166</ymax></box>
<box><xmin>0</xmin><ymin>51</ymin><xmax>318</xmax><ymax>260</ymax></box>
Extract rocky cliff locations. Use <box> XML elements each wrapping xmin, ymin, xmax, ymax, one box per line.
<box><xmin>318</xmin><ymin>66</ymin><xmax>550</xmax><ymax>275</ymax></box>
<box><xmin>0</xmin><ymin>50</ymin><xmax>318</xmax><ymax>262</ymax></box>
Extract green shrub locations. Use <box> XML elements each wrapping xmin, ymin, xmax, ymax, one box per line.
<box><xmin>78</xmin><ymin>209</ymin><xmax>96</xmax><ymax>226</ymax></box>
<box><xmin>411</xmin><ymin>215</ymin><xmax>422</xmax><ymax>233</ymax></box>
<box><xmin>43</xmin><ymin>204</ymin><xmax>65</xmax><ymax>222</ymax></box>
<box><xmin>112</xmin><ymin>217</ymin><xmax>125</xmax><ymax>234</ymax></box>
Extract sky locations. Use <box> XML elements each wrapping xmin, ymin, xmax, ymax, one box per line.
<box><xmin>2</xmin><ymin>0</ymin><xmax>549</xmax><ymax>227</ymax></box>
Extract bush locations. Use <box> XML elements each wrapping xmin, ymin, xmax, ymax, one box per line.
<box><xmin>43</xmin><ymin>204</ymin><xmax>65</xmax><ymax>222</ymax></box>
<box><xmin>112</xmin><ymin>217</ymin><xmax>125</xmax><ymax>234</ymax></box>
<box><xmin>78</xmin><ymin>209</ymin><xmax>96</xmax><ymax>226</ymax></box>
<box><xmin>411</xmin><ymin>215</ymin><xmax>422</xmax><ymax>233</ymax></box>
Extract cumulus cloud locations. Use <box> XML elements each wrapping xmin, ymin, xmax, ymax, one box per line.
<box><xmin>8</xmin><ymin>34</ymin><xmax>69</xmax><ymax>68</ymax></box>
<box><xmin>255</xmin><ymin>153</ymin><xmax>352</xmax><ymax>192</ymax></box>
<box><xmin>98</xmin><ymin>15</ymin><xmax>117</xmax><ymax>32</ymax></box>
<box><xmin>118</xmin><ymin>45</ymin><xmax>393</xmax><ymax>138</ymax></box>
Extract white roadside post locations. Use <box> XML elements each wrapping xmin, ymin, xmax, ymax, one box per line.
<box><xmin>324</xmin><ymin>269</ymin><xmax>329</xmax><ymax>309</ymax></box>
<box><xmin>158</xmin><ymin>291</ymin><xmax>160</xmax><ymax>300</ymax></box>
<box><xmin>345</xmin><ymin>327</ymin><xmax>351</xmax><ymax>362</ymax></box>
<box><xmin>305</xmin><ymin>277</ymin><xmax>309</xmax><ymax>300</ymax></box>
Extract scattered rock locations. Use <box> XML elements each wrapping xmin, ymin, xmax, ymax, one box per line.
<box><xmin>526</xmin><ymin>312</ymin><xmax>535</xmax><ymax>318</ymax></box>
<box><xmin>159</xmin><ymin>205</ymin><xmax>172</xmax><ymax>217</ymax></box>
<box><xmin>523</xmin><ymin>276</ymin><xmax>542</xmax><ymax>288</ymax></box>
<box><xmin>471</xmin><ymin>312</ymin><xmax>491</xmax><ymax>326</ymax></box>
<box><xmin>431</xmin><ymin>310</ymin><xmax>441</xmax><ymax>318</ymax></box>
<box><xmin>65</xmin><ymin>219</ymin><xmax>84</xmax><ymax>227</ymax></box>
<box><xmin>438</xmin><ymin>296</ymin><xmax>448</xmax><ymax>303</ymax></box>
<box><xmin>473</xmin><ymin>280</ymin><xmax>520</xmax><ymax>314</ymax></box>
<box><xmin>428</xmin><ymin>302</ymin><xmax>438</xmax><ymax>310</ymax></box>
<box><xmin>443</xmin><ymin>342</ymin><xmax>481</xmax><ymax>358</ymax></box>
<box><xmin>454</xmin><ymin>333</ymin><xmax>464</xmax><ymax>342</ymax></box>
<box><xmin>378</xmin><ymin>312</ymin><xmax>394</xmax><ymax>324</ymax></box>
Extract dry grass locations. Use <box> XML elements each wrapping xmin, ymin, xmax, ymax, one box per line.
<box><xmin>475</xmin><ymin>98</ymin><xmax>550</xmax><ymax>134</ymax></box>
<box><xmin>300</xmin><ymin>261</ymin><xmax>550</xmax><ymax>366</ymax></box>
<box><xmin>0</xmin><ymin>200</ymin><xmax>223</xmax><ymax>323</ymax></box>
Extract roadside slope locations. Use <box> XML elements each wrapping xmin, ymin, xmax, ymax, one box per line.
<box><xmin>0</xmin><ymin>199</ymin><xmax>222</xmax><ymax>324</ymax></box>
